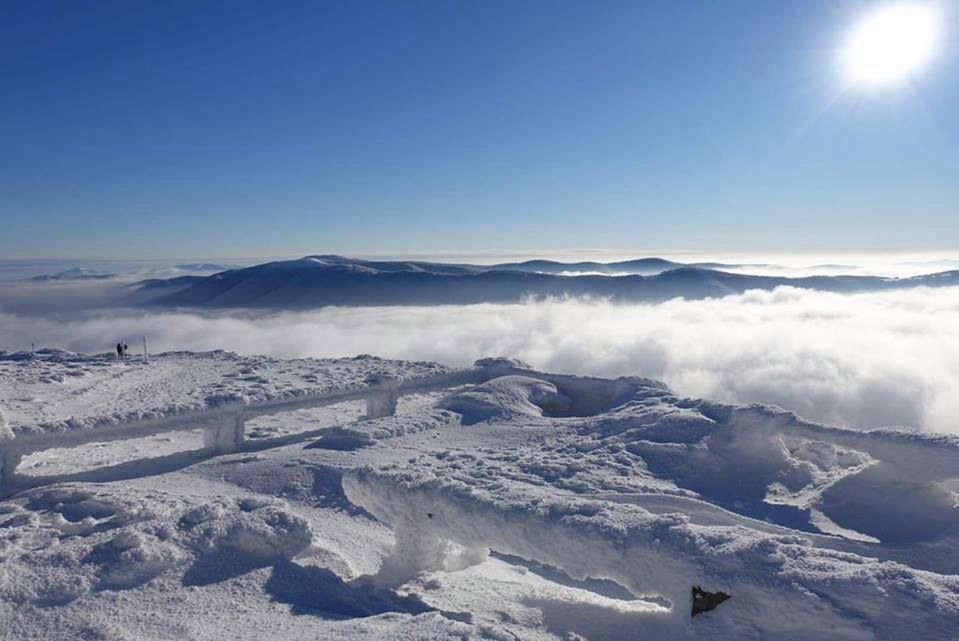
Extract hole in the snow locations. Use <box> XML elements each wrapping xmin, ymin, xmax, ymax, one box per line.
<box><xmin>545</xmin><ymin>378</ymin><xmax>642</xmax><ymax>418</ymax></box>
<box><xmin>437</xmin><ymin>376</ymin><xmax>646</xmax><ymax>424</ymax></box>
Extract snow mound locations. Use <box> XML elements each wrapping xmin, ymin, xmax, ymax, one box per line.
<box><xmin>0</xmin><ymin>485</ymin><xmax>313</xmax><ymax>607</ymax></box>
<box><xmin>344</xmin><ymin>466</ymin><xmax>959</xmax><ymax>640</ymax></box>
<box><xmin>85</xmin><ymin>530</ymin><xmax>189</xmax><ymax>590</ymax></box>
<box><xmin>181</xmin><ymin>499</ymin><xmax>314</xmax><ymax>564</ymax></box>
<box><xmin>173</xmin><ymin>496</ymin><xmax>312</xmax><ymax>557</ymax></box>
<box><xmin>436</xmin><ymin>376</ymin><xmax>571</xmax><ymax>424</ymax></box>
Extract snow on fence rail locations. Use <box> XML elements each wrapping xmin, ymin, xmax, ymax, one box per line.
<box><xmin>0</xmin><ymin>354</ymin><xmax>679</xmax><ymax>495</ymax></box>
<box><xmin>0</xmin><ymin>372</ymin><xmax>451</xmax><ymax>494</ymax></box>
<box><xmin>0</xmin><ymin>358</ymin><xmax>570</xmax><ymax>495</ymax></box>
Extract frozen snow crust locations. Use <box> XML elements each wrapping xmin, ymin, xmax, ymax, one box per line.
<box><xmin>1</xmin><ymin>352</ymin><xmax>958</xmax><ymax>640</ymax></box>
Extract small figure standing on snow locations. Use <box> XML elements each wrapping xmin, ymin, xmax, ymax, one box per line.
<box><xmin>123</xmin><ymin>343</ymin><xmax>129</xmax><ymax>358</ymax></box>
<box><xmin>116</xmin><ymin>342</ymin><xmax>123</xmax><ymax>358</ymax></box>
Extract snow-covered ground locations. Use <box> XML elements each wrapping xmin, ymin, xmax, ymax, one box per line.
<box><xmin>0</xmin><ymin>349</ymin><xmax>451</xmax><ymax>439</ymax></box>
<box><xmin>1</xmin><ymin>351</ymin><xmax>957</xmax><ymax>640</ymax></box>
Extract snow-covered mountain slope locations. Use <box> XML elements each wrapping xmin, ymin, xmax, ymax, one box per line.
<box><xmin>483</xmin><ymin>257</ymin><xmax>689</xmax><ymax>275</ymax></box>
<box><xmin>1</xmin><ymin>354</ymin><xmax>957</xmax><ymax>640</ymax></box>
<box><xmin>131</xmin><ymin>255</ymin><xmax>959</xmax><ymax>309</ymax></box>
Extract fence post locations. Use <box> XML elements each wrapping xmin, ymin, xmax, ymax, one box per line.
<box><xmin>366</xmin><ymin>375</ymin><xmax>401</xmax><ymax>419</ymax></box>
<box><xmin>0</xmin><ymin>449</ymin><xmax>22</xmax><ymax>493</ymax></box>
<box><xmin>203</xmin><ymin>412</ymin><xmax>244</xmax><ymax>454</ymax></box>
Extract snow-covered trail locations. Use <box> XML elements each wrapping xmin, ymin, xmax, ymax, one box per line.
<box><xmin>1</xmin><ymin>353</ymin><xmax>958</xmax><ymax>640</ymax></box>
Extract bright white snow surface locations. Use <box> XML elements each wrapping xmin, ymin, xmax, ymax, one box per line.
<box><xmin>0</xmin><ymin>352</ymin><xmax>957</xmax><ymax>640</ymax></box>
<box><xmin>0</xmin><ymin>349</ymin><xmax>450</xmax><ymax>440</ymax></box>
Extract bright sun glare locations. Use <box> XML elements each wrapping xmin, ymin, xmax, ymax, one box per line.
<box><xmin>842</xmin><ymin>3</ymin><xmax>941</xmax><ymax>86</ymax></box>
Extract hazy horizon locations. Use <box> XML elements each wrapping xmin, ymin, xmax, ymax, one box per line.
<box><xmin>4</xmin><ymin>248</ymin><xmax>959</xmax><ymax>274</ymax></box>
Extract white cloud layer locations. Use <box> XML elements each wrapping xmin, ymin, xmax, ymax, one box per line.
<box><xmin>2</xmin><ymin>286</ymin><xmax>958</xmax><ymax>433</ymax></box>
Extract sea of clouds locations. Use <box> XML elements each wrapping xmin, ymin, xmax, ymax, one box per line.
<box><xmin>2</xmin><ymin>285</ymin><xmax>958</xmax><ymax>434</ymax></box>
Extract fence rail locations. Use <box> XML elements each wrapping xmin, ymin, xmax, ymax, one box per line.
<box><xmin>0</xmin><ymin>361</ymin><xmax>628</xmax><ymax>496</ymax></box>
<box><xmin>0</xmin><ymin>365</ymin><xmax>509</xmax><ymax>495</ymax></box>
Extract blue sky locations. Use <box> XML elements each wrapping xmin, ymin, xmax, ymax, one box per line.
<box><xmin>2</xmin><ymin>1</ymin><xmax>957</xmax><ymax>259</ymax></box>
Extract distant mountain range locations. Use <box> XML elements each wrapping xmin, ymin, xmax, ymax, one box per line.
<box><xmin>471</xmin><ymin>257</ymin><xmax>741</xmax><ymax>275</ymax></box>
<box><xmin>173</xmin><ymin>263</ymin><xmax>243</xmax><ymax>272</ymax></box>
<box><xmin>128</xmin><ymin>255</ymin><xmax>959</xmax><ymax>309</ymax></box>
<box><xmin>25</xmin><ymin>263</ymin><xmax>241</xmax><ymax>285</ymax></box>
<box><xmin>29</xmin><ymin>268</ymin><xmax>115</xmax><ymax>282</ymax></box>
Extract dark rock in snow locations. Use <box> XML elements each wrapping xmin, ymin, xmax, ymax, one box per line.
<box><xmin>691</xmin><ymin>585</ymin><xmax>731</xmax><ymax>617</ymax></box>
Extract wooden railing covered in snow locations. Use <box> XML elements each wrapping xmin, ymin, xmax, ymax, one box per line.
<box><xmin>0</xmin><ymin>360</ymin><xmax>536</xmax><ymax>495</ymax></box>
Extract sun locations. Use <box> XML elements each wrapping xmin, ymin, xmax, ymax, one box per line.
<box><xmin>841</xmin><ymin>3</ymin><xmax>942</xmax><ymax>87</ymax></box>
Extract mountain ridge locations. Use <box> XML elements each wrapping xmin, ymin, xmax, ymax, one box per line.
<box><xmin>130</xmin><ymin>255</ymin><xmax>959</xmax><ymax>308</ymax></box>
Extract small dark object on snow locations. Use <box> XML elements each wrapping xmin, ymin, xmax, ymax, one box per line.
<box><xmin>426</xmin><ymin>512</ymin><xmax>434</xmax><ymax>519</ymax></box>
<box><xmin>691</xmin><ymin>585</ymin><xmax>730</xmax><ymax>617</ymax></box>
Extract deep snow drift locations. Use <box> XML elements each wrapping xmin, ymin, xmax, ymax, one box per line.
<box><xmin>1</xmin><ymin>351</ymin><xmax>957</xmax><ymax>640</ymax></box>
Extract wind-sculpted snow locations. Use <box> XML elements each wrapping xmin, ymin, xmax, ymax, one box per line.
<box><xmin>0</xmin><ymin>349</ymin><xmax>451</xmax><ymax>440</ymax></box>
<box><xmin>341</xmin><ymin>373</ymin><xmax>959</xmax><ymax>639</ymax></box>
<box><xmin>2</xmin><ymin>356</ymin><xmax>959</xmax><ymax>640</ymax></box>
<box><xmin>436</xmin><ymin>376</ymin><xmax>572</xmax><ymax>424</ymax></box>
<box><xmin>0</xmin><ymin>485</ymin><xmax>312</xmax><ymax>603</ymax></box>
<box><xmin>344</xmin><ymin>466</ymin><xmax>959</xmax><ymax>640</ymax></box>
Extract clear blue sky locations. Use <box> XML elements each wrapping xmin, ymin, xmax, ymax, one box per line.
<box><xmin>2</xmin><ymin>1</ymin><xmax>957</xmax><ymax>259</ymax></box>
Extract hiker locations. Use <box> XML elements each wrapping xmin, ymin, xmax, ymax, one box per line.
<box><xmin>116</xmin><ymin>342</ymin><xmax>123</xmax><ymax>358</ymax></box>
<box><xmin>123</xmin><ymin>343</ymin><xmax>129</xmax><ymax>358</ymax></box>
